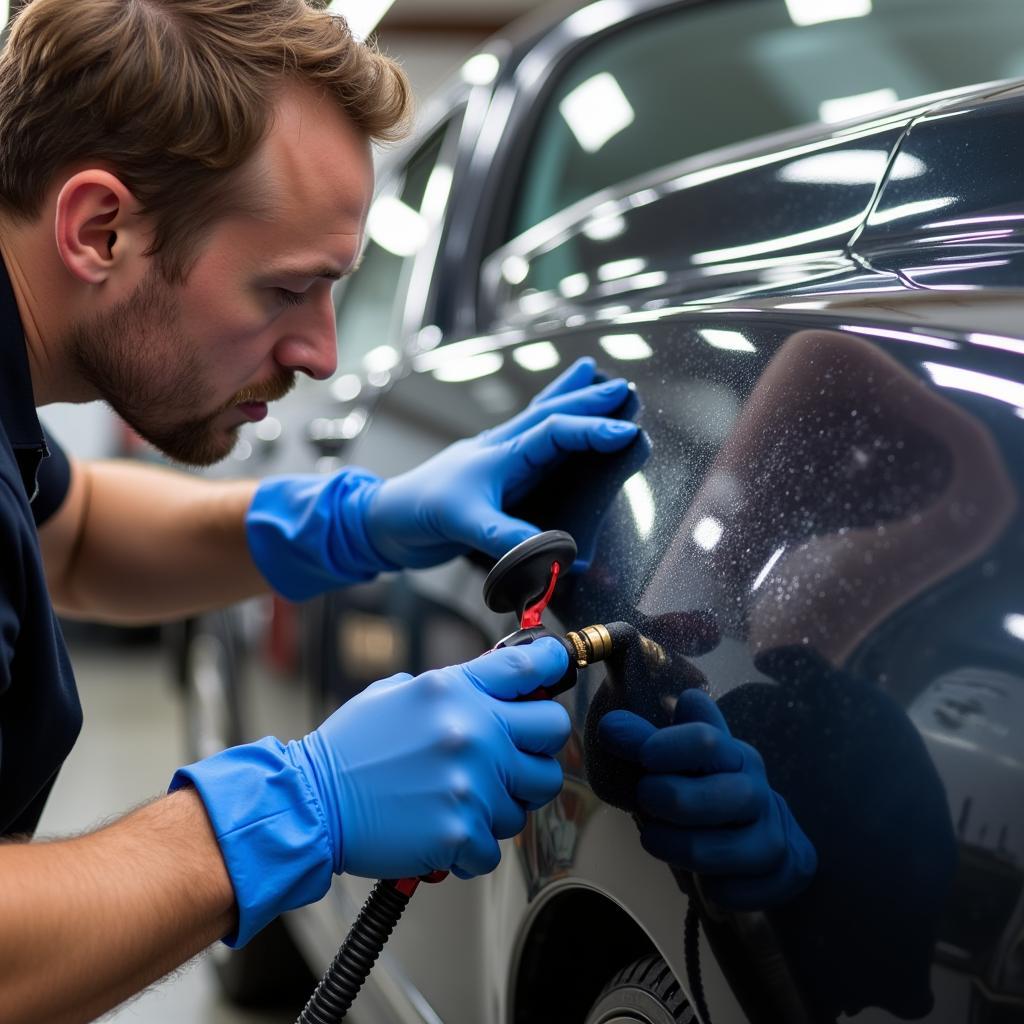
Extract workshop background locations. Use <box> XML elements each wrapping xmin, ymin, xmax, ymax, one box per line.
<box><xmin>29</xmin><ymin>2</ymin><xmax>546</xmax><ymax>1021</ymax></box>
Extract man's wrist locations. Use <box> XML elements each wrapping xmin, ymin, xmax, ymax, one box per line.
<box><xmin>245</xmin><ymin>469</ymin><xmax>399</xmax><ymax>602</ymax></box>
<box><xmin>170</xmin><ymin>738</ymin><xmax>335</xmax><ymax>947</ymax></box>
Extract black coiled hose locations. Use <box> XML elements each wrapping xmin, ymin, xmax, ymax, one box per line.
<box><xmin>684</xmin><ymin>900</ymin><xmax>712</xmax><ymax>1024</ymax></box>
<box><xmin>296</xmin><ymin>880</ymin><xmax>411</xmax><ymax>1024</ymax></box>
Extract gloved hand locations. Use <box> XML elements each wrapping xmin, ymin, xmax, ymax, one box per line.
<box><xmin>598</xmin><ymin>689</ymin><xmax>817</xmax><ymax>911</ymax></box>
<box><xmin>171</xmin><ymin>638</ymin><xmax>571</xmax><ymax>946</ymax></box>
<box><xmin>246</xmin><ymin>358</ymin><xmax>638</xmax><ymax>599</ymax></box>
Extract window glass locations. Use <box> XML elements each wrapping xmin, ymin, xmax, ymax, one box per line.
<box><xmin>508</xmin><ymin>0</ymin><xmax>1024</xmax><ymax>239</ymax></box>
<box><xmin>333</xmin><ymin>124</ymin><xmax>450</xmax><ymax>376</ymax></box>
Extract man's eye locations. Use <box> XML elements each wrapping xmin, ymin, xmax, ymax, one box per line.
<box><xmin>275</xmin><ymin>288</ymin><xmax>306</xmax><ymax>307</ymax></box>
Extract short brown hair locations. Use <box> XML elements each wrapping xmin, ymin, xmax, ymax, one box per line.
<box><xmin>0</xmin><ymin>0</ymin><xmax>412</xmax><ymax>281</ymax></box>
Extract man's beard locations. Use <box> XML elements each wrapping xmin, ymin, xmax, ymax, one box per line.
<box><xmin>66</xmin><ymin>271</ymin><xmax>294</xmax><ymax>467</ymax></box>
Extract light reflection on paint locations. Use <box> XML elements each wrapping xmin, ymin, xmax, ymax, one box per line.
<box><xmin>779</xmin><ymin>149</ymin><xmax>921</xmax><ymax>185</ymax></box>
<box><xmin>692</xmin><ymin>214</ymin><xmax>864</xmax><ymax>265</ymax></box>
<box><xmin>433</xmin><ymin>352</ymin><xmax>504</xmax><ymax>383</ymax></box>
<box><xmin>923</xmin><ymin>363</ymin><xmax>1024</xmax><ymax>409</ymax></box>
<box><xmin>598</xmin><ymin>258</ymin><xmax>647</xmax><ymax>282</ymax></box>
<box><xmin>839</xmin><ymin>325</ymin><xmax>959</xmax><ymax>350</ymax></box>
<box><xmin>559</xmin><ymin>273</ymin><xmax>590</xmax><ymax>298</ymax></box>
<box><xmin>512</xmin><ymin>342</ymin><xmax>561</xmax><ymax>372</ymax></box>
<box><xmin>752</xmin><ymin>546</ymin><xmax>786</xmax><ymax>591</ymax></box>
<box><xmin>584</xmin><ymin>213</ymin><xmax>628</xmax><ymax>241</ymax></box>
<box><xmin>624</xmin><ymin>473</ymin><xmax>655</xmax><ymax>539</ymax></box>
<box><xmin>969</xmin><ymin>333</ymin><xmax>1024</xmax><ymax>357</ymax></box>
<box><xmin>599</xmin><ymin>334</ymin><xmax>654</xmax><ymax>361</ymax></box>
<box><xmin>701</xmin><ymin>329</ymin><xmax>757</xmax><ymax>353</ymax></box>
<box><xmin>692</xmin><ymin>516</ymin><xmax>724</xmax><ymax>551</ymax></box>
<box><xmin>1005</xmin><ymin>614</ymin><xmax>1024</xmax><ymax>643</ymax></box>
<box><xmin>869</xmin><ymin>197</ymin><xmax>956</xmax><ymax>226</ymax></box>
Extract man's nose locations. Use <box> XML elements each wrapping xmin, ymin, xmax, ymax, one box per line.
<box><xmin>273</xmin><ymin>293</ymin><xmax>338</xmax><ymax>380</ymax></box>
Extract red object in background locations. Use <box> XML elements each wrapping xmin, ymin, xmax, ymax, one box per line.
<box><xmin>267</xmin><ymin>595</ymin><xmax>299</xmax><ymax>676</ymax></box>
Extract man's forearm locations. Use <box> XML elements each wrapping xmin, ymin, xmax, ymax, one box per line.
<box><xmin>0</xmin><ymin>788</ymin><xmax>236</xmax><ymax>1024</ymax></box>
<box><xmin>43</xmin><ymin>459</ymin><xmax>268</xmax><ymax>624</ymax></box>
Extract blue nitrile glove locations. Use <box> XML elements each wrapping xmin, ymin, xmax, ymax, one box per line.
<box><xmin>171</xmin><ymin>638</ymin><xmax>571</xmax><ymax>947</ymax></box>
<box><xmin>598</xmin><ymin>689</ymin><xmax>817</xmax><ymax>911</ymax></box>
<box><xmin>362</xmin><ymin>357</ymin><xmax>638</xmax><ymax>569</ymax></box>
<box><xmin>246</xmin><ymin>358</ymin><xmax>639</xmax><ymax>599</ymax></box>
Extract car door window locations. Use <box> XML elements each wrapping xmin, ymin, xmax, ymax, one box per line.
<box><xmin>333</xmin><ymin>120</ymin><xmax>454</xmax><ymax>380</ymax></box>
<box><xmin>507</xmin><ymin>0</ymin><xmax>1024</xmax><ymax>241</ymax></box>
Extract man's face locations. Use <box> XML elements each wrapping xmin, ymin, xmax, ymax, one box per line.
<box><xmin>68</xmin><ymin>86</ymin><xmax>374</xmax><ymax>466</ymax></box>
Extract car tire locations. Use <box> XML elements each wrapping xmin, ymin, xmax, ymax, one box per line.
<box><xmin>585</xmin><ymin>954</ymin><xmax>696</xmax><ymax>1024</ymax></box>
<box><xmin>182</xmin><ymin>620</ymin><xmax>316</xmax><ymax>1010</ymax></box>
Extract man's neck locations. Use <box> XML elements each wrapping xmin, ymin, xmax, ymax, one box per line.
<box><xmin>0</xmin><ymin>225</ymin><xmax>94</xmax><ymax>407</ymax></box>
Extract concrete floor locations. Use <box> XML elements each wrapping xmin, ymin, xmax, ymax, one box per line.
<box><xmin>36</xmin><ymin>636</ymin><xmax>296</xmax><ymax>1024</ymax></box>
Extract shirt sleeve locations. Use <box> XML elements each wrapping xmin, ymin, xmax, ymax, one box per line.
<box><xmin>31</xmin><ymin>430</ymin><xmax>71</xmax><ymax>529</ymax></box>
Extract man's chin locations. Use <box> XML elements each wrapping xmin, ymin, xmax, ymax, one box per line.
<box><xmin>136</xmin><ymin>422</ymin><xmax>240</xmax><ymax>468</ymax></box>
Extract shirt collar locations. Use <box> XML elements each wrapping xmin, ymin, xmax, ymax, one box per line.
<box><xmin>0</xmin><ymin>253</ymin><xmax>48</xmax><ymax>498</ymax></box>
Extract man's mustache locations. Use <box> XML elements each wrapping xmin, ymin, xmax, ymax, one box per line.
<box><xmin>228</xmin><ymin>371</ymin><xmax>296</xmax><ymax>408</ymax></box>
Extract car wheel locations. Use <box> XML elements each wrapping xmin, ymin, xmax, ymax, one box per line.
<box><xmin>585</xmin><ymin>954</ymin><xmax>696</xmax><ymax>1024</ymax></box>
<box><xmin>183</xmin><ymin>622</ymin><xmax>316</xmax><ymax>1009</ymax></box>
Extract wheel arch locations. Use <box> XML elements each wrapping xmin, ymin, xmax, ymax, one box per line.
<box><xmin>510</xmin><ymin>884</ymin><xmax>659</xmax><ymax>1023</ymax></box>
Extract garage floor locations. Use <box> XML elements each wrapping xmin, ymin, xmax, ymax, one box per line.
<box><xmin>36</xmin><ymin>636</ymin><xmax>295</xmax><ymax>1024</ymax></box>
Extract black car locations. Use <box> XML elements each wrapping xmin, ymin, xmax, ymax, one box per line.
<box><xmin>174</xmin><ymin>0</ymin><xmax>1024</xmax><ymax>1020</ymax></box>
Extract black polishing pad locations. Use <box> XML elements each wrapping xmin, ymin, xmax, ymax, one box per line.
<box><xmin>483</xmin><ymin>531</ymin><xmax>577</xmax><ymax>615</ymax></box>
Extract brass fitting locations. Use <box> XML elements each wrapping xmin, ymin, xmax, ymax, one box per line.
<box><xmin>564</xmin><ymin>623</ymin><xmax>613</xmax><ymax>668</ymax></box>
<box><xmin>563</xmin><ymin>621</ymin><xmax>668</xmax><ymax>670</ymax></box>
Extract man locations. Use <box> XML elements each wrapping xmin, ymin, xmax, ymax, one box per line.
<box><xmin>0</xmin><ymin>2</ymin><xmax>641</xmax><ymax>1020</ymax></box>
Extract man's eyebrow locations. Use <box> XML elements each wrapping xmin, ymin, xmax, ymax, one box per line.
<box><xmin>269</xmin><ymin>258</ymin><xmax>363</xmax><ymax>281</ymax></box>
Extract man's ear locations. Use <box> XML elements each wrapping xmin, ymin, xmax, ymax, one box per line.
<box><xmin>54</xmin><ymin>170</ymin><xmax>146</xmax><ymax>285</ymax></box>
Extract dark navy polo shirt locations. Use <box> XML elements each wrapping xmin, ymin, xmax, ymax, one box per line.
<box><xmin>0</xmin><ymin>256</ymin><xmax>81</xmax><ymax>837</ymax></box>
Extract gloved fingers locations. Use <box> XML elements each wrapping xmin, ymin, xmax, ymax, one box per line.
<box><xmin>452</xmin><ymin>829</ymin><xmax>503</xmax><ymax>878</ymax></box>
<box><xmin>528</xmin><ymin>356</ymin><xmax>599</xmax><ymax>405</ymax></box>
<box><xmin>598</xmin><ymin>709</ymin><xmax>658</xmax><ymax>762</ymax></box>
<box><xmin>672</xmin><ymin>689</ymin><xmax>732</xmax><ymax>732</ymax></box>
<box><xmin>444</xmin><ymin>499</ymin><xmax>540</xmax><ymax>562</ymax></box>
<box><xmin>699</xmin><ymin>802</ymin><xmax>817</xmax><ymax>909</ymax></box>
<box><xmin>639</xmin><ymin>722</ymin><xmax>744</xmax><ymax>775</ymax></box>
<box><xmin>460</xmin><ymin>637</ymin><xmax>569</xmax><ymax>700</ymax></box>
<box><xmin>499</xmin><ymin>698</ymin><xmax>572</xmax><ymax>755</ymax></box>
<box><xmin>487</xmin><ymin>378</ymin><xmax>632</xmax><ymax>443</ymax></box>
<box><xmin>490</xmin><ymin>790</ymin><xmax>530</xmax><ymax>840</ymax></box>
<box><xmin>637</xmin><ymin>772</ymin><xmax>766</xmax><ymax>827</ymax></box>
<box><xmin>503</xmin><ymin>414</ymin><xmax>640</xmax><ymax>491</ymax></box>
<box><xmin>775</xmin><ymin>792</ymin><xmax>818</xmax><ymax>882</ymax></box>
<box><xmin>639</xmin><ymin>821</ymin><xmax>787</xmax><ymax>876</ymax></box>
<box><xmin>505</xmin><ymin>749</ymin><xmax>564</xmax><ymax>807</ymax></box>
<box><xmin>382</xmin><ymin>538</ymin><xmax>468</xmax><ymax>570</ymax></box>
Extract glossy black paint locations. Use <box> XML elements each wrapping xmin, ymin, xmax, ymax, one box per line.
<box><xmin>857</xmin><ymin>82</ymin><xmax>1024</xmax><ymax>294</ymax></box>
